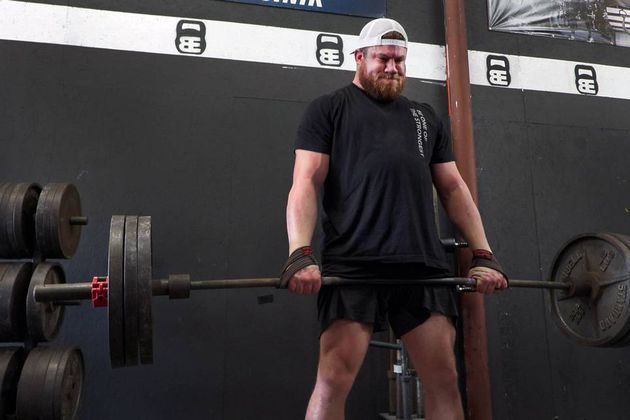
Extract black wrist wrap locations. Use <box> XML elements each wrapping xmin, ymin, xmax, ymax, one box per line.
<box><xmin>471</xmin><ymin>249</ymin><xmax>509</xmax><ymax>284</ymax></box>
<box><xmin>279</xmin><ymin>246</ymin><xmax>320</xmax><ymax>288</ymax></box>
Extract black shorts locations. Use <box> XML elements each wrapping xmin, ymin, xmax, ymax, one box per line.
<box><xmin>317</xmin><ymin>284</ymin><xmax>459</xmax><ymax>338</ymax></box>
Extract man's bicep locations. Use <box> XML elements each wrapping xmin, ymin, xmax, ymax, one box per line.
<box><xmin>293</xmin><ymin>149</ymin><xmax>330</xmax><ymax>189</ymax></box>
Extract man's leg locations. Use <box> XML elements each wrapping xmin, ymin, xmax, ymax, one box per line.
<box><xmin>305</xmin><ymin>319</ymin><xmax>373</xmax><ymax>420</ymax></box>
<box><xmin>401</xmin><ymin>314</ymin><xmax>464</xmax><ymax>420</ymax></box>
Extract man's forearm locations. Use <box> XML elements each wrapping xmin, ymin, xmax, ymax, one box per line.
<box><xmin>286</xmin><ymin>183</ymin><xmax>319</xmax><ymax>254</ymax></box>
<box><xmin>441</xmin><ymin>182</ymin><xmax>491</xmax><ymax>251</ymax></box>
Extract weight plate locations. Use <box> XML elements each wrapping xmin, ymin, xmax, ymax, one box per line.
<box><xmin>108</xmin><ymin>215</ymin><xmax>126</xmax><ymax>368</ymax></box>
<box><xmin>26</xmin><ymin>263</ymin><xmax>66</xmax><ymax>342</ymax></box>
<box><xmin>34</xmin><ymin>184</ymin><xmax>52</xmax><ymax>258</ymax></box>
<box><xmin>0</xmin><ymin>347</ymin><xmax>25</xmax><ymax>418</ymax></box>
<box><xmin>137</xmin><ymin>216</ymin><xmax>154</xmax><ymax>365</ymax></box>
<box><xmin>53</xmin><ymin>347</ymin><xmax>84</xmax><ymax>420</ymax></box>
<box><xmin>35</xmin><ymin>184</ymin><xmax>83</xmax><ymax>259</ymax></box>
<box><xmin>16</xmin><ymin>345</ymin><xmax>52</xmax><ymax>419</ymax></box>
<box><xmin>124</xmin><ymin>216</ymin><xmax>139</xmax><ymax>366</ymax></box>
<box><xmin>550</xmin><ymin>233</ymin><xmax>630</xmax><ymax>347</ymax></box>
<box><xmin>0</xmin><ymin>183</ymin><xmax>41</xmax><ymax>258</ymax></box>
<box><xmin>16</xmin><ymin>346</ymin><xmax>84</xmax><ymax>420</ymax></box>
<box><xmin>605</xmin><ymin>233</ymin><xmax>630</xmax><ymax>347</ymax></box>
<box><xmin>0</xmin><ymin>263</ymin><xmax>34</xmax><ymax>342</ymax></box>
<box><xmin>0</xmin><ymin>183</ymin><xmax>14</xmax><ymax>257</ymax></box>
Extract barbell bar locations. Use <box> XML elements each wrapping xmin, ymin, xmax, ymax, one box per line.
<box><xmin>28</xmin><ymin>216</ymin><xmax>630</xmax><ymax>368</ymax></box>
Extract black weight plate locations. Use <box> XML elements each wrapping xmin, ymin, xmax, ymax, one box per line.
<box><xmin>16</xmin><ymin>346</ymin><xmax>54</xmax><ymax>419</ymax></box>
<box><xmin>53</xmin><ymin>347</ymin><xmax>84</xmax><ymax>420</ymax></box>
<box><xmin>0</xmin><ymin>183</ymin><xmax>14</xmax><ymax>257</ymax></box>
<box><xmin>1</xmin><ymin>183</ymin><xmax>41</xmax><ymax>258</ymax></box>
<box><xmin>550</xmin><ymin>233</ymin><xmax>630</xmax><ymax>347</ymax></box>
<box><xmin>0</xmin><ymin>347</ymin><xmax>25</xmax><ymax>418</ymax></box>
<box><xmin>34</xmin><ymin>184</ymin><xmax>52</xmax><ymax>259</ymax></box>
<box><xmin>606</xmin><ymin>233</ymin><xmax>630</xmax><ymax>347</ymax></box>
<box><xmin>124</xmin><ymin>216</ymin><xmax>139</xmax><ymax>366</ymax></box>
<box><xmin>108</xmin><ymin>215</ymin><xmax>126</xmax><ymax>368</ymax></box>
<box><xmin>35</xmin><ymin>184</ymin><xmax>82</xmax><ymax>259</ymax></box>
<box><xmin>16</xmin><ymin>346</ymin><xmax>83</xmax><ymax>420</ymax></box>
<box><xmin>26</xmin><ymin>263</ymin><xmax>66</xmax><ymax>342</ymax></box>
<box><xmin>0</xmin><ymin>263</ymin><xmax>34</xmax><ymax>342</ymax></box>
<box><xmin>137</xmin><ymin>216</ymin><xmax>154</xmax><ymax>364</ymax></box>
<box><xmin>43</xmin><ymin>347</ymin><xmax>65</xmax><ymax>419</ymax></box>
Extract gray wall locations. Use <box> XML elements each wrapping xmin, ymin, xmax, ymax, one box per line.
<box><xmin>468</xmin><ymin>1</ymin><xmax>630</xmax><ymax>420</ymax></box>
<box><xmin>1</xmin><ymin>1</ymin><xmax>447</xmax><ymax>419</ymax></box>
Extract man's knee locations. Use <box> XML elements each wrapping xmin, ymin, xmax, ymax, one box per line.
<box><xmin>315</xmin><ymin>320</ymin><xmax>371</xmax><ymax>396</ymax></box>
<box><xmin>421</xmin><ymin>364</ymin><xmax>460</xmax><ymax>396</ymax></box>
<box><xmin>316</xmin><ymin>349</ymin><xmax>362</xmax><ymax>395</ymax></box>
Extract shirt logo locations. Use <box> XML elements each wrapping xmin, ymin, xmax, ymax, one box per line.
<box><xmin>176</xmin><ymin>20</ymin><xmax>206</xmax><ymax>55</ymax></box>
<box><xmin>410</xmin><ymin>108</ymin><xmax>428</xmax><ymax>158</ymax></box>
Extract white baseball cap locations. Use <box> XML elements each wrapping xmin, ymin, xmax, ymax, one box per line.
<box><xmin>352</xmin><ymin>18</ymin><xmax>408</xmax><ymax>52</ymax></box>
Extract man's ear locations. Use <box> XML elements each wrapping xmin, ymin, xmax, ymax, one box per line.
<box><xmin>354</xmin><ymin>49</ymin><xmax>364</xmax><ymax>64</ymax></box>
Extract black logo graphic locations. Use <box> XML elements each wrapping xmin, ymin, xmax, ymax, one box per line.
<box><xmin>176</xmin><ymin>20</ymin><xmax>206</xmax><ymax>55</ymax></box>
<box><xmin>316</xmin><ymin>34</ymin><xmax>344</xmax><ymax>67</ymax></box>
<box><xmin>486</xmin><ymin>55</ymin><xmax>510</xmax><ymax>87</ymax></box>
<box><xmin>575</xmin><ymin>65</ymin><xmax>598</xmax><ymax>95</ymax></box>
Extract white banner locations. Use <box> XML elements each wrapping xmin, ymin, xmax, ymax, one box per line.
<box><xmin>1</xmin><ymin>1</ymin><xmax>630</xmax><ymax>101</ymax></box>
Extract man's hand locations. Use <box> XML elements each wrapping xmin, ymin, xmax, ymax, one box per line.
<box><xmin>288</xmin><ymin>265</ymin><xmax>322</xmax><ymax>295</ymax></box>
<box><xmin>468</xmin><ymin>266</ymin><xmax>508</xmax><ymax>294</ymax></box>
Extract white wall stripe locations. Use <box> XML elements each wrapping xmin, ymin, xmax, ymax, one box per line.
<box><xmin>1</xmin><ymin>1</ymin><xmax>630</xmax><ymax>101</ymax></box>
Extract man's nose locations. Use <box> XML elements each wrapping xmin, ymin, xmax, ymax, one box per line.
<box><xmin>384</xmin><ymin>59</ymin><xmax>398</xmax><ymax>74</ymax></box>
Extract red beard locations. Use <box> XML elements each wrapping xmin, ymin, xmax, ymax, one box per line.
<box><xmin>358</xmin><ymin>65</ymin><xmax>406</xmax><ymax>102</ymax></box>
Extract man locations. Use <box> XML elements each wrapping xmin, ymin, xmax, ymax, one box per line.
<box><xmin>282</xmin><ymin>18</ymin><xmax>507</xmax><ymax>420</ymax></box>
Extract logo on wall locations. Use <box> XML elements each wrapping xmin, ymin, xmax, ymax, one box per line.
<box><xmin>176</xmin><ymin>20</ymin><xmax>207</xmax><ymax>55</ymax></box>
<box><xmin>486</xmin><ymin>55</ymin><xmax>510</xmax><ymax>87</ymax></box>
<box><xmin>574</xmin><ymin>65</ymin><xmax>598</xmax><ymax>95</ymax></box>
<box><xmin>316</xmin><ymin>34</ymin><xmax>344</xmax><ymax>67</ymax></box>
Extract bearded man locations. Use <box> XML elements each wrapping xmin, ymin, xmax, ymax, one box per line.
<box><xmin>283</xmin><ymin>18</ymin><xmax>507</xmax><ymax>420</ymax></box>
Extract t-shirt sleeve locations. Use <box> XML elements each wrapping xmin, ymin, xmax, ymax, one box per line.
<box><xmin>295</xmin><ymin>95</ymin><xmax>333</xmax><ymax>154</ymax></box>
<box><xmin>430</xmin><ymin>113</ymin><xmax>455</xmax><ymax>164</ymax></box>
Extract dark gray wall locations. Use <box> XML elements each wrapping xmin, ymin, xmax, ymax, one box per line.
<box><xmin>0</xmin><ymin>1</ymin><xmax>448</xmax><ymax>419</ymax></box>
<box><xmin>468</xmin><ymin>2</ymin><xmax>630</xmax><ymax>420</ymax></box>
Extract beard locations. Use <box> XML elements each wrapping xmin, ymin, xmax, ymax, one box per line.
<box><xmin>358</xmin><ymin>64</ymin><xmax>406</xmax><ymax>102</ymax></box>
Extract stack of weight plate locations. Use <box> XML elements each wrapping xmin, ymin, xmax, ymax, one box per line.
<box><xmin>0</xmin><ymin>182</ymin><xmax>85</xmax><ymax>420</ymax></box>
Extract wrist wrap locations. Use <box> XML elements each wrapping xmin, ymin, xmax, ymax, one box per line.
<box><xmin>279</xmin><ymin>246</ymin><xmax>320</xmax><ymax>288</ymax></box>
<box><xmin>471</xmin><ymin>249</ymin><xmax>509</xmax><ymax>283</ymax></box>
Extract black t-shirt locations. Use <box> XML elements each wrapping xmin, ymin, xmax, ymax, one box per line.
<box><xmin>295</xmin><ymin>84</ymin><xmax>454</xmax><ymax>278</ymax></box>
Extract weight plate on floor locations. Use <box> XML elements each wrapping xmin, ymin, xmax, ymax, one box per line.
<box><xmin>124</xmin><ymin>216</ymin><xmax>139</xmax><ymax>366</ymax></box>
<box><xmin>0</xmin><ymin>263</ymin><xmax>34</xmax><ymax>341</ymax></box>
<box><xmin>550</xmin><ymin>233</ymin><xmax>630</xmax><ymax>347</ymax></box>
<box><xmin>0</xmin><ymin>183</ymin><xmax>41</xmax><ymax>258</ymax></box>
<box><xmin>53</xmin><ymin>347</ymin><xmax>84</xmax><ymax>420</ymax></box>
<box><xmin>26</xmin><ymin>263</ymin><xmax>66</xmax><ymax>342</ymax></box>
<box><xmin>16</xmin><ymin>346</ymin><xmax>84</xmax><ymax>420</ymax></box>
<box><xmin>16</xmin><ymin>345</ymin><xmax>51</xmax><ymax>419</ymax></box>
<box><xmin>0</xmin><ymin>347</ymin><xmax>25</xmax><ymax>418</ymax></box>
<box><xmin>35</xmin><ymin>184</ymin><xmax>83</xmax><ymax>259</ymax></box>
<box><xmin>137</xmin><ymin>216</ymin><xmax>154</xmax><ymax>365</ymax></box>
<box><xmin>108</xmin><ymin>215</ymin><xmax>126</xmax><ymax>368</ymax></box>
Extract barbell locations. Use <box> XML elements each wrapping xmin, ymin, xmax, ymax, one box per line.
<box><xmin>24</xmin><ymin>215</ymin><xmax>630</xmax><ymax>368</ymax></box>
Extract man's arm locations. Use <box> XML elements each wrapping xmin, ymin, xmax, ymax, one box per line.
<box><xmin>431</xmin><ymin>161</ymin><xmax>507</xmax><ymax>294</ymax></box>
<box><xmin>285</xmin><ymin>149</ymin><xmax>329</xmax><ymax>294</ymax></box>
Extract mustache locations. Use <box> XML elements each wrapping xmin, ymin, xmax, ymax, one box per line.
<box><xmin>377</xmin><ymin>73</ymin><xmax>402</xmax><ymax>80</ymax></box>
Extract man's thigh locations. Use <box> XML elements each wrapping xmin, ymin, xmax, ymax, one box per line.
<box><xmin>318</xmin><ymin>320</ymin><xmax>373</xmax><ymax>374</ymax></box>
<box><xmin>399</xmin><ymin>313</ymin><xmax>458</xmax><ymax>380</ymax></box>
